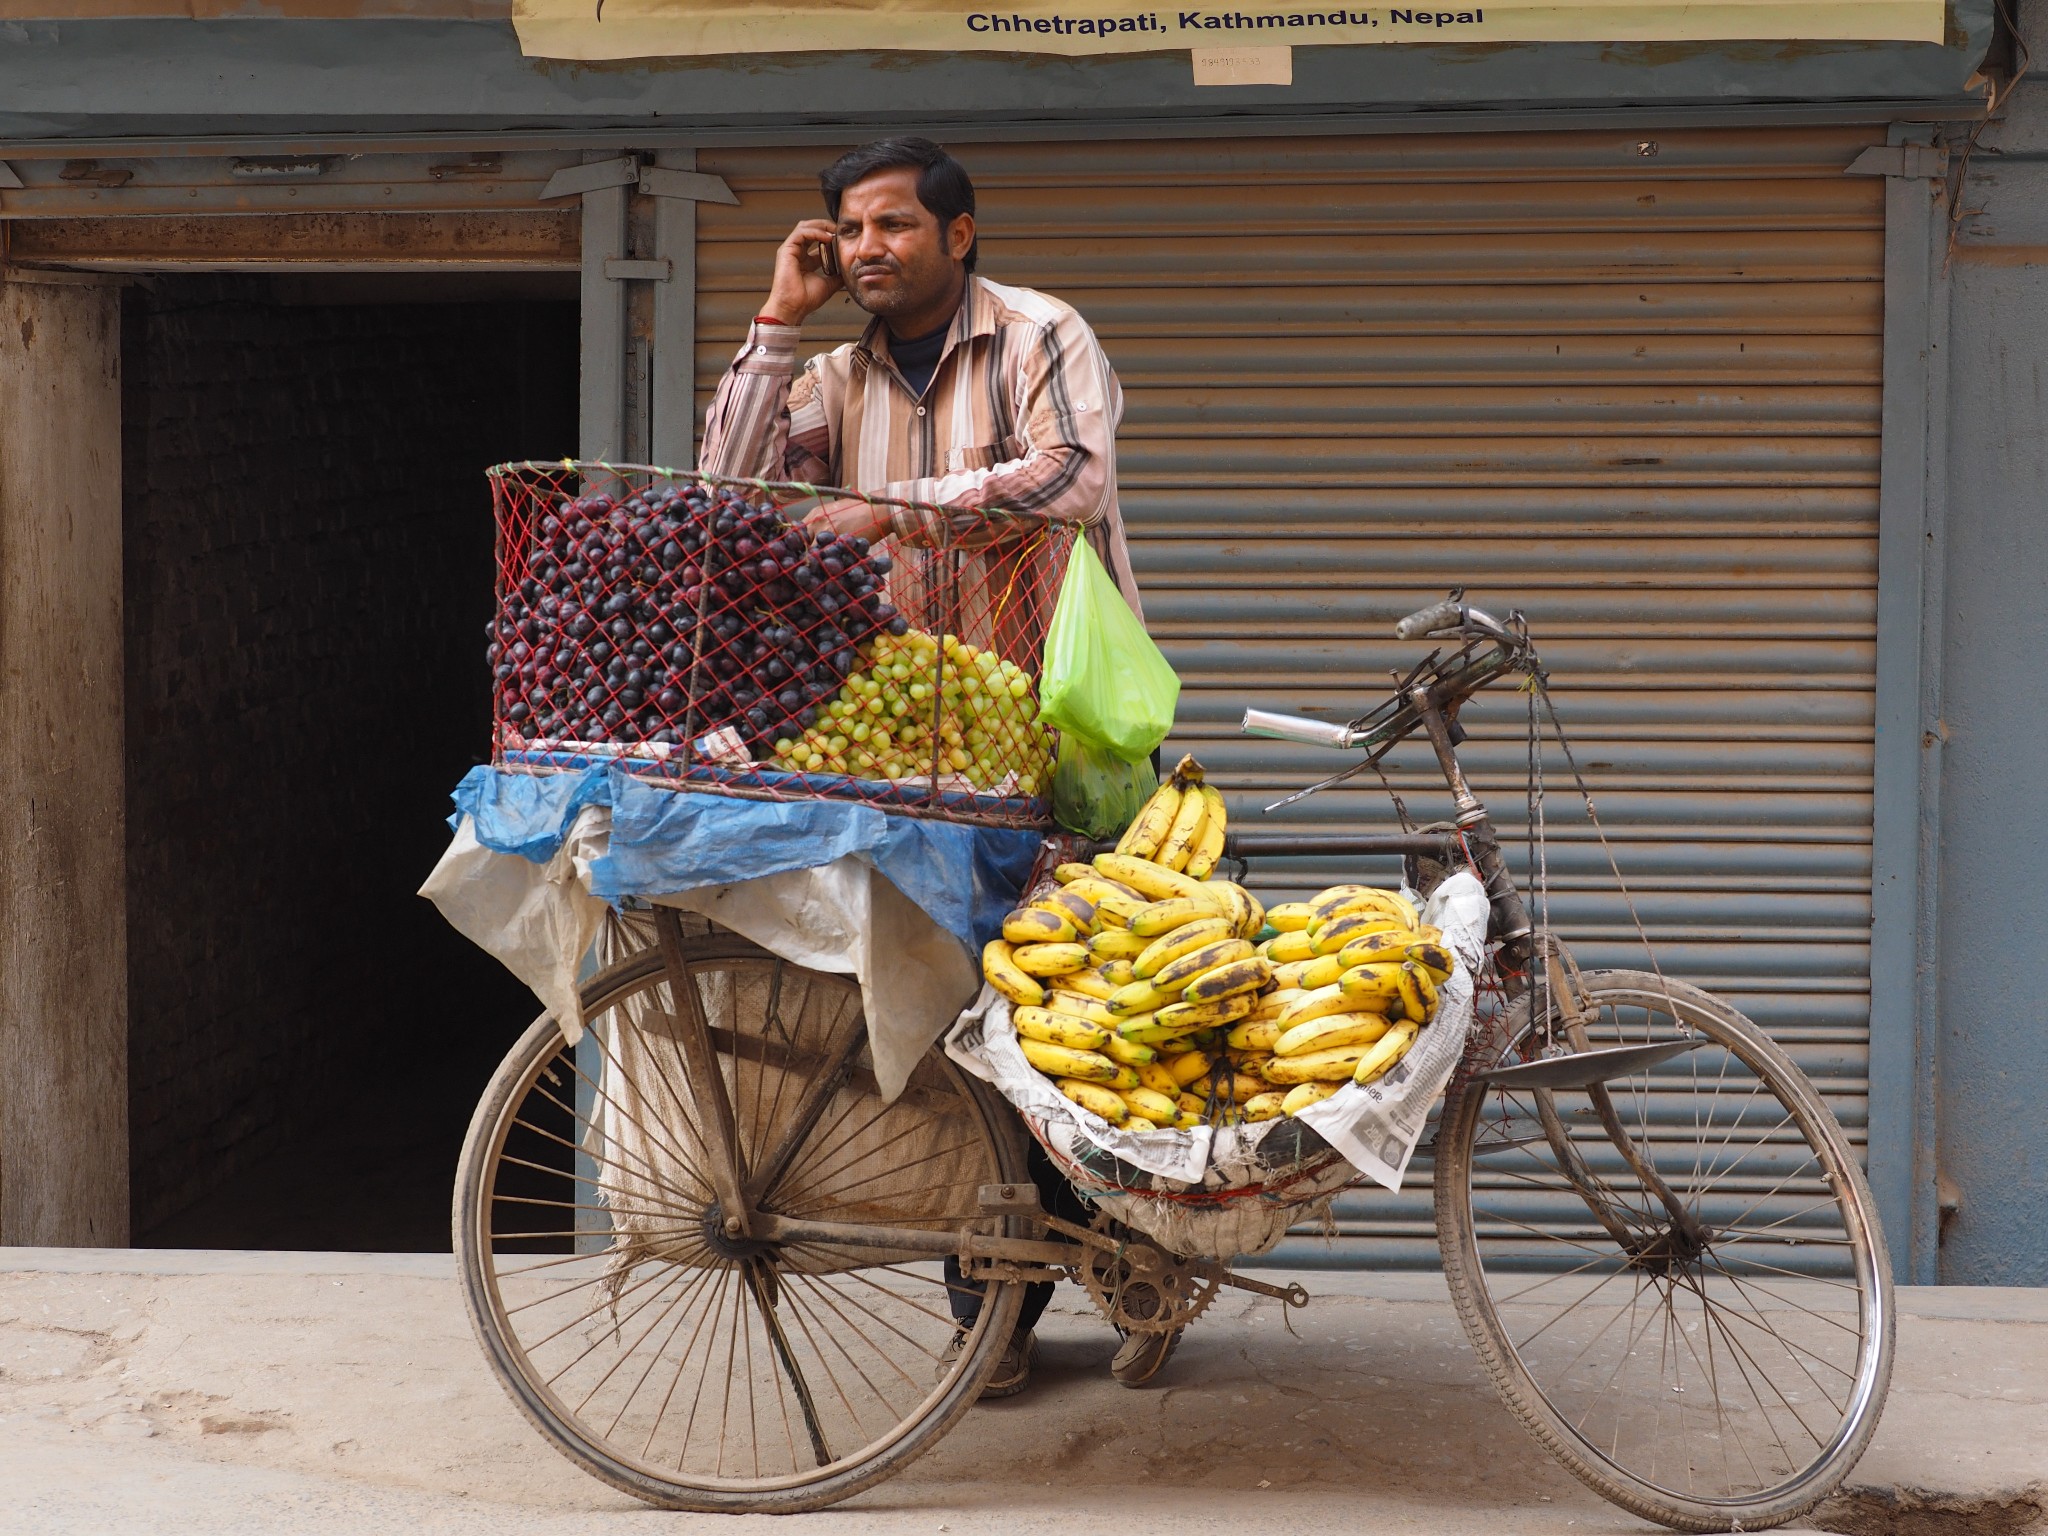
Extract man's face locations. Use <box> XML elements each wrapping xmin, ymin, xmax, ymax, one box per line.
<box><xmin>834</xmin><ymin>167</ymin><xmax>971</xmax><ymax>321</ymax></box>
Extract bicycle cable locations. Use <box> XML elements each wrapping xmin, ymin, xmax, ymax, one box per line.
<box><xmin>1527</xmin><ymin>669</ymin><xmax>1692</xmax><ymax>1038</ymax></box>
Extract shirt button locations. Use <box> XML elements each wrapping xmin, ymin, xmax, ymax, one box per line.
<box><xmin>754</xmin><ymin>345</ymin><xmax>768</xmax><ymax>356</ymax></box>
<box><xmin>915</xmin><ymin>405</ymin><xmax>927</xmax><ymax>416</ymax></box>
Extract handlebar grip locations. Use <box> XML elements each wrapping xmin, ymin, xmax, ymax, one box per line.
<box><xmin>1242</xmin><ymin>709</ymin><xmax>1355</xmax><ymax>749</ymax></box>
<box><xmin>1395</xmin><ymin>599</ymin><xmax>1464</xmax><ymax>640</ymax></box>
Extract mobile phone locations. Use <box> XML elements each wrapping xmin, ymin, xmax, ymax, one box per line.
<box><xmin>812</xmin><ymin>239</ymin><xmax>841</xmax><ymax>279</ymax></box>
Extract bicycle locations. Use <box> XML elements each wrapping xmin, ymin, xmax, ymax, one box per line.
<box><xmin>453</xmin><ymin>593</ymin><xmax>1893</xmax><ymax>1531</ymax></box>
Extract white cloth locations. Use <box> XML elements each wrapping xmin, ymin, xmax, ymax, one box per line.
<box><xmin>419</xmin><ymin>814</ymin><xmax>979</xmax><ymax>1102</ymax></box>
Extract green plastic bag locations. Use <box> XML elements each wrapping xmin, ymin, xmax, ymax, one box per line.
<box><xmin>1037</xmin><ymin>540</ymin><xmax>1179</xmax><ymax>763</ymax></box>
<box><xmin>1051</xmin><ymin>732</ymin><xmax>1158</xmax><ymax>841</ymax></box>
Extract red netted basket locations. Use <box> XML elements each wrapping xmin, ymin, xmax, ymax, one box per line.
<box><xmin>483</xmin><ymin>461</ymin><xmax>1076</xmax><ymax>829</ymax></box>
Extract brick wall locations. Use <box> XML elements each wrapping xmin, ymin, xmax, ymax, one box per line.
<box><xmin>122</xmin><ymin>276</ymin><xmax>576</xmax><ymax>1236</ymax></box>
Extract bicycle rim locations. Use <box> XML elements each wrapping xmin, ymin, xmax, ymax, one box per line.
<box><xmin>455</xmin><ymin>937</ymin><xmax>1028</xmax><ymax>1512</ymax></box>
<box><xmin>1436</xmin><ymin>969</ymin><xmax>1893</xmax><ymax>1531</ymax></box>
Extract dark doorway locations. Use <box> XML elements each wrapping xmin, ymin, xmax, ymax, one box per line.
<box><xmin>122</xmin><ymin>272</ymin><xmax>579</xmax><ymax>1250</ymax></box>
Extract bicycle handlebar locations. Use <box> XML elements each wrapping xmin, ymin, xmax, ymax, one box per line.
<box><xmin>1395</xmin><ymin>599</ymin><xmax>1465</xmax><ymax>640</ymax></box>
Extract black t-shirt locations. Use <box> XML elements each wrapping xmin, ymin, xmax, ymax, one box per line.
<box><xmin>888</xmin><ymin>320</ymin><xmax>950</xmax><ymax>400</ymax></box>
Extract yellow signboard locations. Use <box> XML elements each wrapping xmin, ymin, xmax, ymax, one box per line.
<box><xmin>512</xmin><ymin>0</ymin><xmax>1946</xmax><ymax>60</ymax></box>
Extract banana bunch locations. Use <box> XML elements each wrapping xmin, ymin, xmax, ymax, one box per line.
<box><xmin>983</xmin><ymin>766</ymin><xmax>1456</xmax><ymax>1128</ymax></box>
<box><xmin>1257</xmin><ymin>883</ymin><xmax>1449</xmax><ymax>1087</ymax></box>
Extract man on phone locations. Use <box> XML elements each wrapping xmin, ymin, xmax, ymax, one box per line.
<box><xmin>699</xmin><ymin>135</ymin><xmax>1140</xmax><ymax>618</ymax></box>
<box><xmin>700</xmin><ymin>137</ymin><xmax>1165</xmax><ymax>1398</ymax></box>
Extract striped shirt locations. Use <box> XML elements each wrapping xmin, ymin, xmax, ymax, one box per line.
<box><xmin>699</xmin><ymin>274</ymin><xmax>1142</xmax><ymax>617</ymax></box>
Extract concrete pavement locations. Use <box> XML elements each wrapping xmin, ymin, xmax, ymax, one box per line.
<box><xmin>0</xmin><ymin>1249</ymin><xmax>2040</xmax><ymax>1536</ymax></box>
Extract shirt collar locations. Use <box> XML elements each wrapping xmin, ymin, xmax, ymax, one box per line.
<box><xmin>858</xmin><ymin>274</ymin><xmax>989</xmax><ymax>369</ymax></box>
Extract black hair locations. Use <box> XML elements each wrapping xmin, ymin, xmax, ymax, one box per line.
<box><xmin>819</xmin><ymin>137</ymin><xmax>978</xmax><ymax>274</ymax></box>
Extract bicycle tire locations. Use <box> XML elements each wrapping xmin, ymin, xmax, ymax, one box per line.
<box><xmin>454</xmin><ymin>936</ymin><xmax>1031</xmax><ymax>1513</ymax></box>
<box><xmin>1435</xmin><ymin>969</ymin><xmax>1894</xmax><ymax>1532</ymax></box>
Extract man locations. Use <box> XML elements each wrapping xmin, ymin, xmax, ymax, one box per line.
<box><xmin>698</xmin><ymin>135</ymin><xmax>1140</xmax><ymax>616</ymax></box>
<box><xmin>700</xmin><ymin>136</ymin><xmax>1170</xmax><ymax>1397</ymax></box>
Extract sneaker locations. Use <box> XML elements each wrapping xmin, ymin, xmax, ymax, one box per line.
<box><xmin>938</xmin><ymin>1327</ymin><xmax>1036</xmax><ymax>1399</ymax></box>
<box><xmin>1109</xmin><ymin>1327</ymin><xmax>1180</xmax><ymax>1387</ymax></box>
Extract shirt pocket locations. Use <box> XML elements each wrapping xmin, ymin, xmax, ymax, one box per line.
<box><xmin>944</xmin><ymin>440</ymin><xmax>1012</xmax><ymax>473</ymax></box>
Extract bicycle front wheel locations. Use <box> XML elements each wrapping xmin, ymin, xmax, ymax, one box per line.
<box><xmin>454</xmin><ymin>930</ymin><xmax>1031</xmax><ymax>1513</ymax></box>
<box><xmin>1435</xmin><ymin>969</ymin><xmax>1893</xmax><ymax>1532</ymax></box>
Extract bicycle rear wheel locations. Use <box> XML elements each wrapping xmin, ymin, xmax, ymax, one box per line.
<box><xmin>1435</xmin><ymin>969</ymin><xmax>1893</xmax><ymax>1532</ymax></box>
<box><xmin>454</xmin><ymin>927</ymin><xmax>1030</xmax><ymax>1512</ymax></box>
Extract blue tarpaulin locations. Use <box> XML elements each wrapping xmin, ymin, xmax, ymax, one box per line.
<box><xmin>448</xmin><ymin>764</ymin><xmax>1041</xmax><ymax>955</ymax></box>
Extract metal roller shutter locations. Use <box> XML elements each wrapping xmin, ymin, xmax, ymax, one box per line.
<box><xmin>695</xmin><ymin>124</ymin><xmax>1885</xmax><ymax>1268</ymax></box>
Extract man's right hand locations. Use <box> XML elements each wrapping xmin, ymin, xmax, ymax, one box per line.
<box><xmin>759</xmin><ymin>218</ymin><xmax>843</xmax><ymax>327</ymax></box>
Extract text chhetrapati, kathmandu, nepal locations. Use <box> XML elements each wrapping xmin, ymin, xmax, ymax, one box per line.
<box><xmin>510</xmin><ymin>0</ymin><xmax>1944</xmax><ymax>60</ymax></box>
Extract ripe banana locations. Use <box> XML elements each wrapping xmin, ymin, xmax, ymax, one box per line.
<box><xmin>1243</xmin><ymin>1091</ymin><xmax>1287</xmax><ymax>1123</ymax></box>
<box><xmin>1021</xmin><ymin>1038</ymin><xmax>1123</xmax><ymax>1083</ymax></box>
<box><xmin>1118</xmin><ymin>1018</ymin><xmax>1205</xmax><ymax>1046</ymax></box>
<box><xmin>1226</xmin><ymin>1017</ymin><xmax>1283</xmax><ymax>1052</ymax></box>
<box><xmin>1130</xmin><ymin>898</ymin><xmax>1219</xmax><ymax>938</ymax></box>
<box><xmin>1122</xmin><ymin>1086</ymin><xmax>1182</xmax><ymax>1126</ymax></box>
<box><xmin>1263</xmin><ymin>1043</ymin><xmax>1374</xmax><ymax>1085</ymax></box>
<box><xmin>1058</xmin><ymin>1077</ymin><xmax>1129</xmax><ymax>1124</ymax></box>
<box><xmin>1269</xmin><ymin>958</ymin><xmax>1319</xmax><ymax>989</ymax></box>
<box><xmin>1101</xmin><ymin>1033</ymin><xmax>1158</xmax><ymax>1067</ymax></box>
<box><xmin>1002</xmin><ymin>907</ymin><xmax>1076</xmax><ymax>945</ymax></box>
<box><xmin>982</xmin><ymin>941</ymin><xmax>1044</xmax><ymax>1007</ymax></box>
<box><xmin>1013</xmin><ymin>942</ymin><xmax>1089</xmax><ymax>979</ymax></box>
<box><xmin>1313</xmin><ymin>911</ymin><xmax>1407</xmax><ymax>957</ymax></box>
<box><xmin>1163</xmin><ymin>1049</ymin><xmax>1213</xmax><ymax>1087</ymax></box>
<box><xmin>1154</xmin><ymin>782</ymin><xmax>1211</xmax><ymax>873</ymax></box>
<box><xmin>1282</xmin><ymin>1081</ymin><xmax>1341</xmax><ymax>1116</ymax></box>
<box><xmin>1274</xmin><ymin>1010</ymin><xmax>1390</xmax><ymax>1059</ymax></box>
<box><xmin>1338</xmin><ymin>961</ymin><xmax>1406</xmax><ymax>1010</ymax></box>
<box><xmin>1046</xmin><ymin>991</ymin><xmax>1118</xmax><ymax>1028</ymax></box>
<box><xmin>1133</xmin><ymin>918</ymin><xmax>1237</xmax><ymax>980</ymax></box>
<box><xmin>1405</xmin><ymin>942</ymin><xmax>1454</xmax><ymax>983</ymax></box>
<box><xmin>1353</xmin><ymin>1020</ymin><xmax>1421</xmax><ymax>1086</ymax></box>
<box><xmin>1199</xmin><ymin>880</ymin><xmax>1254</xmax><ymax>938</ymax></box>
<box><xmin>1115</xmin><ymin>781</ymin><xmax>1183</xmax><ymax>860</ymax></box>
<box><xmin>1054</xmin><ymin>862</ymin><xmax>1095</xmax><ymax>885</ymax></box>
<box><xmin>1176</xmin><ymin>1091</ymin><xmax>1207</xmax><ymax>1116</ymax></box>
<box><xmin>1154</xmin><ymin>991</ymin><xmax>1257</xmax><ymax>1032</ymax></box>
<box><xmin>1297</xmin><ymin>953</ymin><xmax>1346</xmax><ymax>991</ymax></box>
<box><xmin>1249</xmin><ymin>987</ymin><xmax>1305</xmax><ymax>1022</ymax></box>
<box><xmin>1064</xmin><ymin>874</ymin><xmax>1141</xmax><ymax>908</ymax></box>
<box><xmin>1054</xmin><ymin>969</ymin><xmax>1117</xmax><ymax>1003</ymax></box>
<box><xmin>1014</xmin><ymin>1006</ymin><xmax>1110</xmax><ymax>1050</ymax></box>
<box><xmin>1088</xmin><ymin>890</ymin><xmax>1149</xmax><ymax>931</ymax></box>
<box><xmin>1264</xmin><ymin>929</ymin><xmax>1317</xmax><ymax>965</ymax></box>
<box><xmin>1312</xmin><ymin>887</ymin><xmax>1417</xmax><ymax>930</ymax></box>
<box><xmin>1181</xmin><ymin>954</ymin><xmax>1274</xmax><ymax>1005</ymax></box>
<box><xmin>1099</xmin><ymin>958</ymin><xmax>1138</xmax><ymax>987</ymax></box>
<box><xmin>1088</xmin><ymin>927</ymin><xmax>1152</xmax><ymax>963</ymax></box>
<box><xmin>1266</xmin><ymin>902</ymin><xmax>1316</xmax><ymax>933</ymax></box>
<box><xmin>1183</xmin><ymin>784</ymin><xmax>1228</xmax><ymax>880</ymax></box>
<box><xmin>1275</xmin><ymin>983</ymin><xmax>1357</xmax><ymax>1032</ymax></box>
<box><xmin>1092</xmin><ymin>853</ymin><xmax>1224</xmax><ymax>911</ymax></box>
<box><xmin>1109</xmin><ymin>978</ymin><xmax>1184</xmax><ymax>1017</ymax></box>
<box><xmin>1393</xmin><ymin>960</ymin><xmax>1438</xmax><ymax>1025</ymax></box>
<box><xmin>1135</xmin><ymin>1059</ymin><xmax>1181</xmax><ymax>1096</ymax></box>
<box><xmin>1155</xmin><ymin>937</ymin><xmax>1256</xmax><ymax>991</ymax></box>
<box><xmin>1336</xmin><ymin>930</ymin><xmax>1427</xmax><ymax>969</ymax></box>
<box><xmin>1216</xmin><ymin>1070</ymin><xmax>1269</xmax><ymax>1103</ymax></box>
<box><xmin>1034</xmin><ymin>888</ymin><xmax>1097</xmax><ymax>930</ymax></box>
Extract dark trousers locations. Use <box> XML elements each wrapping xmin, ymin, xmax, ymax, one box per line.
<box><xmin>946</xmin><ymin>1140</ymin><xmax>1092</xmax><ymax>1333</ymax></box>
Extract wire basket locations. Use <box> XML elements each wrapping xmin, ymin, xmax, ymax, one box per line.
<box><xmin>484</xmin><ymin>461</ymin><xmax>1075</xmax><ymax>829</ymax></box>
